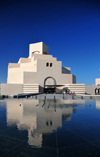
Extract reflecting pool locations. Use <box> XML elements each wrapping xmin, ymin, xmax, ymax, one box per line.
<box><xmin>0</xmin><ymin>98</ymin><xmax>100</xmax><ymax>157</ymax></box>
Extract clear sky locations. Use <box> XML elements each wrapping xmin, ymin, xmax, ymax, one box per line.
<box><xmin>0</xmin><ymin>0</ymin><xmax>100</xmax><ymax>85</ymax></box>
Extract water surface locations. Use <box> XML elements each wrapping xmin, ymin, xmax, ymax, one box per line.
<box><xmin>0</xmin><ymin>99</ymin><xmax>100</xmax><ymax>157</ymax></box>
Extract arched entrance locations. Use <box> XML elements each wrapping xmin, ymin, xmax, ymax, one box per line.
<box><xmin>95</xmin><ymin>88</ymin><xmax>100</xmax><ymax>95</ymax></box>
<box><xmin>95</xmin><ymin>88</ymin><xmax>98</xmax><ymax>95</ymax></box>
<box><xmin>98</xmin><ymin>88</ymin><xmax>100</xmax><ymax>95</ymax></box>
<box><xmin>44</xmin><ymin>77</ymin><xmax>56</xmax><ymax>93</ymax></box>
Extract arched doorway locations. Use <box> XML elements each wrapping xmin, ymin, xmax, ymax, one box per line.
<box><xmin>95</xmin><ymin>88</ymin><xmax>98</xmax><ymax>95</ymax></box>
<box><xmin>44</xmin><ymin>77</ymin><xmax>56</xmax><ymax>93</ymax></box>
<box><xmin>98</xmin><ymin>88</ymin><xmax>100</xmax><ymax>95</ymax></box>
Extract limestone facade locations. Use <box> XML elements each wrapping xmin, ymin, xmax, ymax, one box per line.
<box><xmin>0</xmin><ymin>42</ymin><xmax>85</xmax><ymax>95</ymax></box>
<box><xmin>7</xmin><ymin>42</ymin><xmax>76</xmax><ymax>86</ymax></box>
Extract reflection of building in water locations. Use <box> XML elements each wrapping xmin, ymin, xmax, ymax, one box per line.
<box><xmin>6</xmin><ymin>99</ymin><xmax>85</xmax><ymax>147</ymax></box>
<box><xmin>96</xmin><ymin>100</ymin><xmax>100</xmax><ymax>109</ymax></box>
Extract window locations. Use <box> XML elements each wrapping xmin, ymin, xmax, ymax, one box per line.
<box><xmin>46</xmin><ymin>63</ymin><xmax>53</xmax><ymax>67</ymax></box>
<box><xmin>46</xmin><ymin>63</ymin><xmax>49</xmax><ymax>66</ymax></box>
<box><xmin>50</xmin><ymin>63</ymin><xmax>52</xmax><ymax>67</ymax></box>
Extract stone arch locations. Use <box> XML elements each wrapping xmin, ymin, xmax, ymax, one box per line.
<box><xmin>98</xmin><ymin>88</ymin><xmax>100</xmax><ymax>95</ymax></box>
<box><xmin>44</xmin><ymin>77</ymin><xmax>56</xmax><ymax>86</ymax></box>
<box><xmin>95</xmin><ymin>88</ymin><xmax>98</xmax><ymax>95</ymax></box>
<box><xmin>32</xmin><ymin>51</ymin><xmax>40</xmax><ymax>56</ymax></box>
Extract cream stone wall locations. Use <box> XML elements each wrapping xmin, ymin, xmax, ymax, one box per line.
<box><xmin>33</xmin><ymin>54</ymin><xmax>56</xmax><ymax>61</ymax></box>
<box><xmin>36</xmin><ymin>59</ymin><xmax>62</xmax><ymax>86</ymax></box>
<box><xmin>1</xmin><ymin>83</ymin><xmax>39</xmax><ymax>95</ymax></box>
<box><xmin>61</xmin><ymin>74</ymin><xmax>74</xmax><ymax>84</ymax></box>
<box><xmin>7</xmin><ymin>71</ymin><xmax>24</xmax><ymax>84</ymax></box>
<box><xmin>1</xmin><ymin>84</ymin><xmax>22</xmax><ymax>96</ymax></box>
<box><xmin>5</xmin><ymin>42</ymin><xmax>82</xmax><ymax>95</ymax></box>
<box><xmin>23</xmin><ymin>84</ymin><xmax>39</xmax><ymax>93</ymax></box>
<box><xmin>18</xmin><ymin>58</ymin><xmax>31</xmax><ymax>63</ymax></box>
<box><xmin>9</xmin><ymin>63</ymin><xmax>20</xmax><ymax>68</ymax></box>
<box><xmin>95</xmin><ymin>78</ymin><xmax>100</xmax><ymax>85</ymax></box>
<box><xmin>24</xmin><ymin>72</ymin><xmax>38</xmax><ymax>84</ymax></box>
<box><xmin>29</xmin><ymin>42</ymin><xmax>49</xmax><ymax>58</ymax></box>
<box><xmin>65</xmin><ymin>84</ymin><xmax>85</xmax><ymax>94</ymax></box>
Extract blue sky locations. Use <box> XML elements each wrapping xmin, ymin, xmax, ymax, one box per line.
<box><xmin>0</xmin><ymin>0</ymin><xmax>100</xmax><ymax>85</ymax></box>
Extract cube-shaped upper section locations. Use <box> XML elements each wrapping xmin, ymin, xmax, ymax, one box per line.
<box><xmin>95</xmin><ymin>78</ymin><xmax>100</xmax><ymax>85</ymax></box>
<box><xmin>29</xmin><ymin>42</ymin><xmax>49</xmax><ymax>58</ymax></box>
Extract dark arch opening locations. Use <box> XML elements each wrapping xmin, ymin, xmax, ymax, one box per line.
<box><xmin>32</xmin><ymin>51</ymin><xmax>40</xmax><ymax>56</ymax></box>
<box><xmin>98</xmin><ymin>88</ymin><xmax>100</xmax><ymax>95</ymax></box>
<box><xmin>44</xmin><ymin>77</ymin><xmax>56</xmax><ymax>86</ymax></box>
<box><xmin>95</xmin><ymin>88</ymin><xmax>98</xmax><ymax>95</ymax></box>
<box><xmin>44</xmin><ymin>77</ymin><xmax>56</xmax><ymax>94</ymax></box>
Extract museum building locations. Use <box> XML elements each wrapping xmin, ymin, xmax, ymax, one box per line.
<box><xmin>0</xmin><ymin>42</ymin><xmax>85</xmax><ymax>96</ymax></box>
